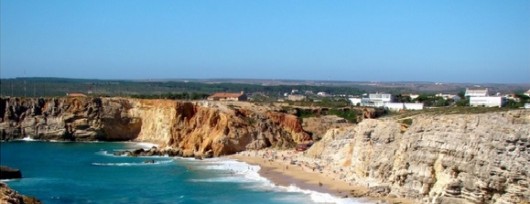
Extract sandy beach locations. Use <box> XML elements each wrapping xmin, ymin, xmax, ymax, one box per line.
<box><xmin>230</xmin><ymin>150</ymin><xmax>414</xmax><ymax>204</ymax></box>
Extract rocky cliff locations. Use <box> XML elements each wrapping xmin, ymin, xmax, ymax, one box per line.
<box><xmin>0</xmin><ymin>97</ymin><xmax>310</xmax><ymax>157</ymax></box>
<box><xmin>0</xmin><ymin>183</ymin><xmax>41</xmax><ymax>204</ymax></box>
<box><xmin>307</xmin><ymin>110</ymin><xmax>530</xmax><ymax>204</ymax></box>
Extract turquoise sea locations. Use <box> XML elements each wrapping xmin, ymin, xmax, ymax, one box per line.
<box><xmin>1</xmin><ymin>141</ymin><xmax>367</xmax><ymax>204</ymax></box>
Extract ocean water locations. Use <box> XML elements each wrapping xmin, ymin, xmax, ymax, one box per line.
<box><xmin>0</xmin><ymin>141</ymin><xmax>368</xmax><ymax>204</ymax></box>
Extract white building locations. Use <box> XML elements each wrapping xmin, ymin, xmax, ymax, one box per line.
<box><xmin>349</xmin><ymin>98</ymin><xmax>362</xmax><ymax>106</ymax></box>
<box><xmin>465</xmin><ymin>88</ymin><xmax>488</xmax><ymax>97</ymax></box>
<box><xmin>384</xmin><ymin>103</ymin><xmax>424</xmax><ymax>111</ymax></box>
<box><xmin>384</xmin><ymin>103</ymin><xmax>405</xmax><ymax>111</ymax></box>
<box><xmin>404</xmin><ymin>103</ymin><xmax>424</xmax><ymax>110</ymax></box>
<box><xmin>350</xmin><ymin>94</ymin><xmax>423</xmax><ymax>111</ymax></box>
<box><xmin>360</xmin><ymin>93</ymin><xmax>393</xmax><ymax>107</ymax></box>
<box><xmin>369</xmin><ymin>93</ymin><xmax>393</xmax><ymax>102</ymax></box>
<box><xmin>525</xmin><ymin>103</ymin><xmax>530</xmax><ymax>109</ymax></box>
<box><xmin>525</xmin><ymin>89</ymin><xmax>530</xmax><ymax>97</ymax></box>
<box><xmin>436</xmin><ymin>93</ymin><xmax>461</xmax><ymax>101</ymax></box>
<box><xmin>469</xmin><ymin>96</ymin><xmax>505</xmax><ymax>107</ymax></box>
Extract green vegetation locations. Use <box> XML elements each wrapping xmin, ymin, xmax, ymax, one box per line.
<box><xmin>0</xmin><ymin>77</ymin><xmax>363</xmax><ymax>100</ymax></box>
<box><xmin>130</xmin><ymin>92</ymin><xmax>209</xmax><ymax>100</ymax></box>
<box><xmin>401</xmin><ymin>118</ymin><xmax>413</xmax><ymax>126</ymax></box>
<box><xmin>505</xmin><ymin>94</ymin><xmax>529</xmax><ymax>108</ymax></box>
<box><xmin>328</xmin><ymin>108</ymin><xmax>357</xmax><ymax>123</ymax></box>
<box><xmin>414</xmin><ymin>94</ymin><xmax>452</xmax><ymax>107</ymax></box>
<box><xmin>287</xmin><ymin>98</ymin><xmax>351</xmax><ymax>108</ymax></box>
<box><xmin>394</xmin><ymin>106</ymin><xmax>515</xmax><ymax>119</ymax></box>
<box><xmin>292</xmin><ymin>108</ymin><xmax>358</xmax><ymax>123</ymax></box>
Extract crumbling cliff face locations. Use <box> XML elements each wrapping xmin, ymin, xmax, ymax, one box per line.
<box><xmin>0</xmin><ymin>183</ymin><xmax>41</xmax><ymax>204</ymax></box>
<box><xmin>0</xmin><ymin>97</ymin><xmax>141</xmax><ymax>141</ymax></box>
<box><xmin>0</xmin><ymin>97</ymin><xmax>309</xmax><ymax>157</ymax></box>
<box><xmin>307</xmin><ymin>110</ymin><xmax>530</xmax><ymax>204</ymax></box>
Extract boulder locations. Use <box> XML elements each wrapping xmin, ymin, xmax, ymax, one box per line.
<box><xmin>0</xmin><ymin>166</ymin><xmax>22</xmax><ymax>179</ymax></box>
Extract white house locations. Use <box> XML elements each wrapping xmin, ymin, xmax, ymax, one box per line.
<box><xmin>350</xmin><ymin>94</ymin><xmax>423</xmax><ymax>111</ymax></box>
<box><xmin>369</xmin><ymin>93</ymin><xmax>393</xmax><ymax>102</ymax></box>
<box><xmin>469</xmin><ymin>96</ymin><xmax>504</xmax><ymax>107</ymax></box>
<box><xmin>525</xmin><ymin>89</ymin><xmax>530</xmax><ymax>97</ymax></box>
<box><xmin>465</xmin><ymin>88</ymin><xmax>488</xmax><ymax>97</ymax></box>
<box><xmin>349</xmin><ymin>98</ymin><xmax>362</xmax><ymax>106</ymax></box>
<box><xmin>360</xmin><ymin>93</ymin><xmax>393</xmax><ymax>107</ymax></box>
<box><xmin>525</xmin><ymin>103</ymin><xmax>530</xmax><ymax>109</ymax></box>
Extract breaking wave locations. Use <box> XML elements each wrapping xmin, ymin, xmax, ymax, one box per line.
<box><xmin>91</xmin><ymin>160</ymin><xmax>173</xmax><ymax>166</ymax></box>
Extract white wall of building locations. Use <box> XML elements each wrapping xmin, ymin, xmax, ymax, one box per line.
<box><xmin>369</xmin><ymin>93</ymin><xmax>392</xmax><ymax>102</ymax></box>
<box><xmin>404</xmin><ymin>103</ymin><xmax>424</xmax><ymax>110</ymax></box>
<box><xmin>385</xmin><ymin>103</ymin><xmax>404</xmax><ymax>111</ymax></box>
<box><xmin>383</xmin><ymin>103</ymin><xmax>424</xmax><ymax>111</ymax></box>
<box><xmin>349</xmin><ymin>98</ymin><xmax>362</xmax><ymax>106</ymax></box>
<box><xmin>465</xmin><ymin>88</ymin><xmax>489</xmax><ymax>97</ymax></box>
<box><xmin>469</xmin><ymin>96</ymin><xmax>504</xmax><ymax>107</ymax></box>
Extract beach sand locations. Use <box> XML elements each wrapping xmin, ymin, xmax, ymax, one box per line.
<box><xmin>230</xmin><ymin>150</ymin><xmax>414</xmax><ymax>204</ymax></box>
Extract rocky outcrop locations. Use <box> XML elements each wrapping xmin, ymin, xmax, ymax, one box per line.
<box><xmin>306</xmin><ymin>110</ymin><xmax>530</xmax><ymax>204</ymax></box>
<box><xmin>0</xmin><ymin>166</ymin><xmax>22</xmax><ymax>179</ymax></box>
<box><xmin>302</xmin><ymin>115</ymin><xmax>349</xmax><ymax>140</ymax></box>
<box><xmin>0</xmin><ymin>97</ymin><xmax>309</xmax><ymax>157</ymax></box>
<box><xmin>0</xmin><ymin>183</ymin><xmax>40</xmax><ymax>204</ymax></box>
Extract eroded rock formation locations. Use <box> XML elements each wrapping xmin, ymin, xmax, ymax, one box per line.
<box><xmin>0</xmin><ymin>97</ymin><xmax>309</xmax><ymax>157</ymax></box>
<box><xmin>0</xmin><ymin>183</ymin><xmax>40</xmax><ymax>204</ymax></box>
<box><xmin>307</xmin><ymin>110</ymin><xmax>530</xmax><ymax>203</ymax></box>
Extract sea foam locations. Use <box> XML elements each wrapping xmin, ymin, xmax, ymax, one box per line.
<box><xmin>189</xmin><ymin>158</ymin><xmax>370</xmax><ymax>204</ymax></box>
<box><xmin>91</xmin><ymin>160</ymin><xmax>173</xmax><ymax>166</ymax></box>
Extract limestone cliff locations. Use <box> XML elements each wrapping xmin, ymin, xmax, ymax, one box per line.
<box><xmin>307</xmin><ymin>110</ymin><xmax>530</xmax><ymax>204</ymax></box>
<box><xmin>0</xmin><ymin>97</ymin><xmax>309</xmax><ymax>156</ymax></box>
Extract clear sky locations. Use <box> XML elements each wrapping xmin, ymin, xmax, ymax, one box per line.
<box><xmin>1</xmin><ymin>0</ymin><xmax>529</xmax><ymax>83</ymax></box>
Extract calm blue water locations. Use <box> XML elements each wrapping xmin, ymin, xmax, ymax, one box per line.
<box><xmin>1</xmin><ymin>141</ymin><xmax>365</xmax><ymax>204</ymax></box>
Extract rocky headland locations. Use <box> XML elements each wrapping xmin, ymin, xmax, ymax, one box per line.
<box><xmin>1</xmin><ymin>96</ymin><xmax>529</xmax><ymax>203</ymax></box>
<box><xmin>0</xmin><ymin>97</ymin><xmax>309</xmax><ymax>157</ymax></box>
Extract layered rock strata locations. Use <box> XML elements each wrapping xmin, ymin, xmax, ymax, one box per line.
<box><xmin>307</xmin><ymin>110</ymin><xmax>530</xmax><ymax>204</ymax></box>
<box><xmin>0</xmin><ymin>97</ymin><xmax>309</xmax><ymax>157</ymax></box>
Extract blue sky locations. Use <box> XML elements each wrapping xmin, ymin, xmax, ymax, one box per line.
<box><xmin>1</xmin><ymin>1</ymin><xmax>529</xmax><ymax>83</ymax></box>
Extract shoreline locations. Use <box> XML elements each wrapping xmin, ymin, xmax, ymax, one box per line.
<box><xmin>229</xmin><ymin>150</ymin><xmax>414</xmax><ymax>204</ymax></box>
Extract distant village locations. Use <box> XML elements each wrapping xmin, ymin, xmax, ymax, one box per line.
<box><xmin>205</xmin><ymin>87</ymin><xmax>530</xmax><ymax>111</ymax></box>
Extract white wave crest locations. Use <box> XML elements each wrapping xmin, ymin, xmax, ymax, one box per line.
<box><xmin>131</xmin><ymin>142</ymin><xmax>159</xmax><ymax>149</ymax></box>
<box><xmin>21</xmin><ymin>136</ymin><xmax>36</xmax><ymax>141</ymax></box>
<box><xmin>91</xmin><ymin>160</ymin><xmax>173</xmax><ymax>166</ymax></box>
<box><xmin>190</xmin><ymin>158</ymin><xmax>369</xmax><ymax>204</ymax></box>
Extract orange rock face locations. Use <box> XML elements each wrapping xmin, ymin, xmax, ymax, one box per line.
<box><xmin>1</xmin><ymin>97</ymin><xmax>309</xmax><ymax>157</ymax></box>
<box><xmin>129</xmin><ymin>99</ymin><xmax>310</xmax><ymax>157</ymax></box>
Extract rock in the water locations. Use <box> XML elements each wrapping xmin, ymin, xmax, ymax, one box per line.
<box><xmin>0</xmin><ymin>166</ymin><xmax>22</xmax><ymax>179</ymax></box>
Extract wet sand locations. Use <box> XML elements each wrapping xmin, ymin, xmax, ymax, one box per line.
<box><xmin>230</xmin><ymin>150</ymin><xmax>414</xmax><ymax>204</ymax></box>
